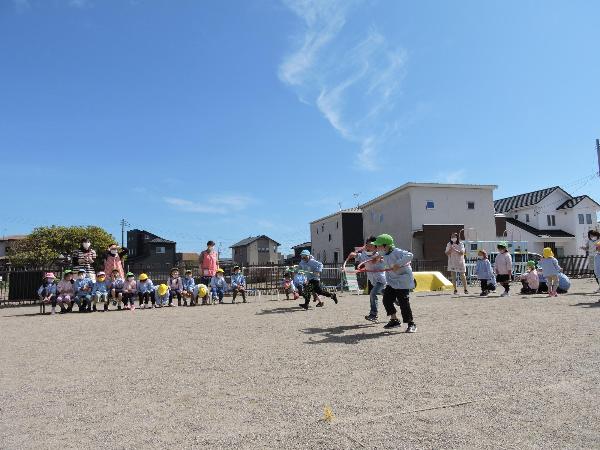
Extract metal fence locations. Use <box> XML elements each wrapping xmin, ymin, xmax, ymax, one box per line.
<box><xmin>0</xmin><ymin>256</ymin><xmax>592</xmax><ymax>307</ymax></box>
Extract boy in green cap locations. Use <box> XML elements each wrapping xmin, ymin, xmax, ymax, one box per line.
<box><xmin>372</xmin><ymin>234</ymin><xmax>417</xmax><ymax>332</ymax></box>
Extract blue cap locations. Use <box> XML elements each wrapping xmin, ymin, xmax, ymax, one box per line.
<box><xmin>300</xmin><ymin>250</ymin><xmax>311</xmax><ymax>256</ymax></box>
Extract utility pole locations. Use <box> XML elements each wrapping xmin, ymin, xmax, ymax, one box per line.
<box><xmin>120</xmin><ymin>219</ymin><xmax>130</xmax><ymax>248</ymax></box>
<box><xmin>596</xmin><ymin>139</ymin><xmax>600</xmax><ymax>176</ymax></box>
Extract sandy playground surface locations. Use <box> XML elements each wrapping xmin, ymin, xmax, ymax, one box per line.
<box><xmin>1</xmin><ymin>278</ymin><xmax>600</xmax><ymax>449</ymax></box>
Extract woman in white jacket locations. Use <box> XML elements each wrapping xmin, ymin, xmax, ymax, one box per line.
<box><xmin>445</xmin><ymin>232</ymin><xmax>469</xmax><ymax>295</ymax></box>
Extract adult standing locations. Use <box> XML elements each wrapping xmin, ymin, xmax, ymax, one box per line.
<box><xmin>199</xmin><ymin>240</ymin><xmax>219</xmax><ymax>287</ymax></box>
<box><xmin>581</xmin><ymin>230</ymin><xmax>600</xmax><ymax>291</ymax></box>
<box><xmin>445</xmin><ymin>232</ymin><xmax>469</xmax><ymax>295</ymax></box>
<box><xmin>71</xmin><ymin>237</ymin><xmax>97</xmax><ymax>282</ymax></box>
<box><xmin>103</xmin><ymin>242</ymin><xmax>128</xmax><ymax>280</ymax></box>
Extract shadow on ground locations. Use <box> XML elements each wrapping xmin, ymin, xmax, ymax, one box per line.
<box><xmin>300</xmin><ymin>323</ymin><xmax>398</xmax><ymax>345</ymax></box>
<box><xmin>255</xmin><ymin>306</ymin><xmax>306</xmax><ymax>315</ymax></box>
<box><xmin>570</xmin><ymin>301</ymin><xmax>600</xmax><ymax>308</ymax></box>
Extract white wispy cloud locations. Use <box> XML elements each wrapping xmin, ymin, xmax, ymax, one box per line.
<box><xmin>279</xmin><ymin>1</ymin><xmax>407</xmax><ymax>171</ymax></box>
<box><xmin>437</xmin><ymin>169</ymin><xmax>467</xmax><ymax>184</ymax></box>
<box><xmin>13</xmin><ymin>0</ymin><xmax>30</xmax><ymax>13</ymax></box>
<box><xmin>163</xmin><ymin>194</ymin><xmax>256</xmax><ymax>214</ymax></box>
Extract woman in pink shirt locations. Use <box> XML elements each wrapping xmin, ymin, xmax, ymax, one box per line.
<box><xmin>199</xmin><ymin>241</ymin><xmax>219</xmax><ymax>302</ymax></box>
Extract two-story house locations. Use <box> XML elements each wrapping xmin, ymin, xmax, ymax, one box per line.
<box><xmin>126</xmin><ymin>229</ymin><xmax>177</xmax><ymax>271</ymax></box>
<box><xmin>310</xmin><ymin>208</ymin><xmax>363</xmax><ymax>264</ymax></box>
<box><xmin>360</xmin><ymin>183</ymin><xmax>498</xmax><ymax>260</ymax></box>
<box><xmin>230</xmin><ymin>235</ymin><xmax>280</xmax><ymax>266</ymax></box>
<box><xmin>494</xmin><ymin>186</ymin><xmax>600</xmax><ymax>256</ymax></box>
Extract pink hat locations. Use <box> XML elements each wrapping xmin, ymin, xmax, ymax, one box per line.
<box><xmin>97</xmin><ymin>271</ymin><xmax>106</xmax><ymax>277</ymax></box>
<box><xmin>44</xmin><ymin>272</ymin><xmax>55</xmax><ymax>279</ymax></box>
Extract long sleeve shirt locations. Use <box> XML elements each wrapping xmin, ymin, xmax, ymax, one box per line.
<box><xmin>298</xmin><ymin>257</ymin><xmax>323</xmax><ymax>281</ymax></box>
<box><xmin>92</xmin><ymin>280</ymin><xmax>110</xmax><ymax>295</ymax></box>
<box><xmin>38</xmin><ymin>282</ymin><xmax>57</xmax><ymax>297</ymax></box>
<box><xmin>167</xmin><ymin>276</ymin><xmax>183</xmax><ymax>291</ymax></box>
<box><xmin>182</xmin><ymin>276</ymin><xmax>196</xmax><ymax>292</ymax></box>
<box><xmin>56</xmin><ymin>279</ymin><xmax>75</xmax><ymax>296</ymax></box>
<box><xmin>475</xmin><ymin>259</ymin><xmax>494</xmax><ymax>280</ymax></box>
<box><xmin>538</xmin><ymin>257</ymin><xmax>561</xmax><ymax>277</ymax></box>
<box><xmin>210</xmin><ymin>276</ymin><xmax>228</xmax><ymax>291</ymax></box>
<box><xmin>137</xmin><ymin>280</ymin><xmax>155</xmax><ymax>294</ymax></box>
<box><xmin>381</xmin><ymin>247</ymin><xmax>414</xmax><ymax>290</ymax></box>
<box><xmin>356</xmin><ymin>251</ymin><xmax>386</xmax><ymax>285</ymax></box>
<box><xmin>230</xmin><ymin>273</ymin><xmax>246</xmax><ymax>289</ymax></box>
<box><xmin>494</xmin><ymin>252</ymin><xmax>513</xmax><ymax>275</ymax></box>
<box><xmin>74</xmin><ymin>278</ymin><xmax>94</xmax><ymax>295</ymax></box>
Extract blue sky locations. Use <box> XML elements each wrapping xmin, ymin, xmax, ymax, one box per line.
<box><xmin>1</xmin><ymin>0</ymin><xmax>599</xmax><ymax>255</ymax></box>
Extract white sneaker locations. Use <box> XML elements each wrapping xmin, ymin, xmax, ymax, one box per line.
<box><xmin>51</xmin><ymin>307</ymin><xmax>56</xmax><ymax>315</ymax></box>
<box><xmin>500</xmin><ymin>292</ymin><xmax>509</xmax><ymax>297</ymax></box>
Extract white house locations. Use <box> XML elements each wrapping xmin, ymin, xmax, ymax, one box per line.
<box><xmin>310</xmin><ymin>208</ymin><xmax>363</xmax><ymax>264</ymax></box>
<box><xmin>360</xmin><ymin>183</ymin><xmax>498</xmax><ymax>260</ymax></box>
<box><xmin>494</xmin><ymin>186</ymin><xmax>600</xmax><ymax>256</ymax></box>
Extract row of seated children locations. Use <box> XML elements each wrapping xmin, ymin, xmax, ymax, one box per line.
<box><xmin>38</xmin><ymin>266</ymin><xmax>249</xmax><ymax>314</ymax></box>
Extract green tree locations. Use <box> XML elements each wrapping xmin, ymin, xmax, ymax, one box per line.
<box><xmin>9</xmin><ymin>225</ymin><xmax>116</xmax><ymax>269</ymax></box>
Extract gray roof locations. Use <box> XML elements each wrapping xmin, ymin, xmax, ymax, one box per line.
<box><xmin>556</xmin><ymin>195</ymin><xmax>599</xmax><ymax>210</ymax></box>
<box><xmin>230</xmin><ymin>235</ymin><xmax>281</xmax><ymax>248</ymax></box>
<box><xmin>292</xmin><ymin>242</ymin><xmax>311</xmax><ymax>249</ymax></box>
<box><xmin>148</xmin><ymin>237</ymin><xmax>175</xmax><ymax>244</ymax></box>
<box><xmin>310</xmin><ymin>207</ymin><xmax>362</xmax><ymax>224</ymax></box>
<box><xmin>494</xmin><ymin>187</ymin><xmax>559</xmax><ymax>213</ymax></box>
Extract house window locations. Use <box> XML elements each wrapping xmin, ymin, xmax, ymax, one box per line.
<box><xmin>328</xmin><ymin>234</ymin><xmax>331</xmax><ymax>242</ymax></box>
<box><xmin>336</xmin><ymin>221</ymin><xmax>339</xmax><ymax>229</ymax></box>
<box><xmin>144</xmin><ymin>234</ymin><xmax>149</xmax><ymax>240</ymax></box>
<box><xmin>526</xmin><ymin>214</ymin><xmax>530</xmax><ymax>223</ymax></box>
<box><xmin>467</xmin><ymin>201</ymin><xmax>475</xmax><ymax>210</ymax></box>
<box><xmin>586</xmin><ymin>214</ymin><xmax>593</xmax><ymax>224</ymax></box>
<box><xmin>547</xmin><ymin>215</ymin><xmax>556</xmax><ymax>226</ymax></box>
<box><xmin>334</xmin><ymin>252</ymin><xmax>339</xmax><ymax>263</ymax></box>
<box><xmin>426</xmin><ymin>201</ymin><xmax>435</xmax><ymax>210</ymax></box>
<box><xmin>156</xmin><ymin>246</ymin><xmax>165</xmax><ymax>254</ymax></box>
<box><xmin>578</xmin><ymin>214</ymin><xmax>585</xmax><ymax>224</ymax></box>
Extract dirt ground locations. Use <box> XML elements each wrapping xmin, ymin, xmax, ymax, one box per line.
<box><xmin>1</xmin><ymin>279</ymin><xmax>599</xmax><ymax>449</ymax></box>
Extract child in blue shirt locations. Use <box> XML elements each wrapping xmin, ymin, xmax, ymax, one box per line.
<box><xmin>92</xmin><ymin>271</ymin><xmax>111</xmax><ymax>312</ymax></box>
<box><xmin>293</xmin><ymin>271</ymin><xmax>307</xmax><ymax>298</ymax></box>
<box><xmin>74</xmin><ymin>269</ymin><xmax>94</xmax><ymax>313</ymax></box>
<box><xmin>137</xmin><ymin>273</ymin><xmax>155</xmax><ymax>308</ymax></box>
<box><xmin>474</xmin><ymin>250</ymin><xmax>494</xmax><ymax>296</ymax></box>
<box><xmin>182</xmin><ymin>269</ymin><xmax>196</xmax><ymax>306</ymax></box>
<box><xmin>539</xmin><ymin>247</ymin><xmax>562</xmax><ymax>297</ymax></box>
<box><xmin>37</xmin><ymin>272</ymin><xmax>58</xmax><ymax>315</ymax></box>
<box><xmin>210</xmin><ymin>269</ymin><xmax>228</xmax><ymax>304</ymax></box>
<box><xmin>230</xmin><ymin>266</ymin><xmax>247</xmax><ymax>303</ymax></box>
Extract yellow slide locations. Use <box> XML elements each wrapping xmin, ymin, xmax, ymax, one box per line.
<box><xmin>413</xmin><ymin>271</ymin><xmax>454</xmax><ymax>292</ymax></box>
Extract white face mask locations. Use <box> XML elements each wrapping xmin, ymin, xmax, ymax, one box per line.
<box><xmin>365</xmin><ymin>251</ymin><xmax>374</xmax><ymax>256</ymax></box>
<box><xmin>82</xmin><ymin>242</ymin><xmax>91</xmax><ymax>250</ymax></box>
<box><xmin>110</xmin><ymin>249</ymin><xmax>118</xmax><ymax>255</ymax></box>
<box><xmin>451</xmin><ymin>238</ymin><xmax>457</xmax><ymax>243</ymax></box>
<box><xmin>78</xmin><ymin>274</ymin><xmax>85</xmax><ymax>280</ymax></box>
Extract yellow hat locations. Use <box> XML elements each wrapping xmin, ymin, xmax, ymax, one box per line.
<box><xmin>139</xmin><ymin>273</ymin><xmax>148</xmax><ymax>281</ymax></box>
<box><xmin>157</xmin><ymin>284</ymin><xmax>168</xmax><ymax>296</ymax></box>
<box><xmin>542</xmin><ymin>247</ymin><xmax>554</xmax><ymax>258</ymax></box>
<box><xmin>198</xmin><ymin>284</ymin><xmax>208</xmax><ymax>298</ymax></box>
<box><xmin>216</xmin><ymin>268</ymin><xmax>224</xmax><ymax>273</ymax></box>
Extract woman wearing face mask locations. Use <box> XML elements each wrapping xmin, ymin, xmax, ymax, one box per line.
<box><xmin>445</xmin><ymin>232</ymin><xmax>469</xmax><ymax>295</ymax></box>
<box><xmin>71</xmin><ymin>237</ymin><xmax>97</xmax><ymax>282</ymax></box>
<box><xmin>199</xmin><ymin>240</ymin><xmax>219</xmax><ymax>304</ymax></box>
<box><xmin>581</xmin><ymin>230</ymin><xmax>600</xmax><ymax>291</ymax></box>
<box><xmin>103</xmin><ymin>243</ymin><xmax>128</xmax><ymax>280</ymax></box>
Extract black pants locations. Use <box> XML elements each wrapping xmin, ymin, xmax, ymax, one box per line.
<box><xmin>169</xmin><ymin>290</ymin><xmax>181</xmax><ymax>305</ymax></box>
<box><xmin>302</xmin><ymin>279</ymin><xmax>333</xmax><ymax>305</ymax></box>
<box><xmin>122</xmin><ymin>292</ymin><xmax>135</xmax><ymax>306</ymax></box>
<box><xmin>232</xmin><ymin>288</ymin><xmax>246</xmax><ymax>302</ymax></box>
<box><xmin>138</xmin><ymin>292</ymin><xmax>155</xmax><ymax>305</ymax></box>
<box><xmin>367</xmin><ymin>280</ymin><xmax>373</xmax><ymax>295</ymax></box>
<box><xmin>382</xmin><ymin>286</ymin><xmax>414</xmax><ymax>324</ymax></box>
<box><xmin>480</xmin><ymin>279</ymin><xmax>489</xmax><ymax>293</ymax></box>
<box><xmin>496</xmin><ymin>274</ymin><xmax>510</xmax><ymax>292</ymax></box>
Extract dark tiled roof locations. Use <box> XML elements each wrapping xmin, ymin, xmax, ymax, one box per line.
<box><xmin>556</xmin><ymin>195</ymin><xmax>591</xmax><ymax>210</ymax></box>
<box><xmin>292</xmin><ymin>242</ymin><xmax>311</xmax><ymax>249</ymax></box>
<box><xmin>148</xmin><ymin>237</ymin><xmax>175</xmax><ymax>244</ymax></box>
<box><xmin>506</xmin><ymin>218</ymin><xmax>574</xmax><ymax>238</ymax></box>
<box><xmin>494</xmin><ymin>187</ymin><xmax>559</xmax><ymax>213</ymax></box>
<box><xmin>230</xmin><ymin>235</ymin><xmax>281</xmax><ymax>248</ymax></box>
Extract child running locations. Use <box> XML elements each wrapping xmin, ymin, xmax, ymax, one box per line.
<box><xmin>293</xmin><ymin>270</ymin><xmax>307</xmax><ymax>298</ymax></box>
<box><xmin>539</xmin><ymin>247</ymin><xmax>562</xmax><ymax>297</ymax></box>
<box><xmin>297</xmin><ymin>250</ymin><xmax>338</xmax><ymax>310</ymax></box>
<box><xmin>372</xmin><ymin>234</ymin><xmax>416</xmax><ymax>332</ymax></box>
<box><xmin>230</xmin><ymin>266</ymin><xmax>247</xmax><ymax>303</ymax></box>
<box><xmin>494</xmin><ymin>242</ymin><xmax>512</xmax><ymax>297</ymax></box>
<box><xmin>350</xmin><ymin>236</ymin><xmax>386</xmax><ymax>322</ymax></box>
<box><xmin>474</xmin><ymin>250</ymin><xmax>494</xmax><ymax>296</ymax></box>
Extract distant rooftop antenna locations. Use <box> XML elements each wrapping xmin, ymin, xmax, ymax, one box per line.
<box><xmin>353</xmin><ymin>193</ymin><xmax>360</xmax><ymax>208</ymax></box>
<box><xmin>338</xmin><ymin>202</ymin><xmax>343</xmax><ymax>211</ymax></box>
<box><xmin>596</xmin><ymin>139</ymin><xmax>600</xmax><ymax>176</ymax></box>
